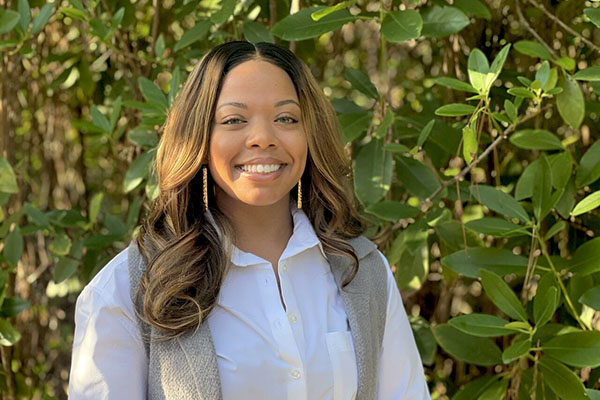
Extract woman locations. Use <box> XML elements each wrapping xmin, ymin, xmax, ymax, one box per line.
<box><xmin>69</xmin><ymin>41</ymin><xmax>430</xmax><ymax>399</ymax></box>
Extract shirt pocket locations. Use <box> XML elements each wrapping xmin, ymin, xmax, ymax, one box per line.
<box><xmin>326</xmin><ymin>331</ymin><xmax>358</xmax><ymax>400</ymax></box>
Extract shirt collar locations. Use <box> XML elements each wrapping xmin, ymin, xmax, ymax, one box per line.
<box><xmin>205</xmin><ymin>201</ymin><xmax>326</xmax><ymax>267</ymax></box>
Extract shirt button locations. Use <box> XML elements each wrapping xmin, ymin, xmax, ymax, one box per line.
<box><xmin>290</xmin><ymin>369</ymin><xmax>301</xmax><ymax>379</ymax></box>
<box><xmin>288</xmin><ymin>313</ymin><xmax>297</xmax><ymax>324</ymax></box>
<box><xmin>281</xmin><ymin>263</ymin><xmax>287</xmax><ymax>272</ymax></box>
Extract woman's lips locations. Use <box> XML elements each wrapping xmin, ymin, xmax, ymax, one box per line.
<box><xmin>235</xmin><ymin>164</ymin><xmax>287</xmax><ymax>182</ymax></box>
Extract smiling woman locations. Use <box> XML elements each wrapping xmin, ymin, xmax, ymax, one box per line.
<box><xmin>68</xmin><ymin>41</ymin><xmax>430</xmax><ymax>400</ymax></box>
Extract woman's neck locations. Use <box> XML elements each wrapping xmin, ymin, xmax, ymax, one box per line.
<box><xmin>215</xmin><ymin>194</ymin><xmax>294</xmax><ymax>265</ymax></box>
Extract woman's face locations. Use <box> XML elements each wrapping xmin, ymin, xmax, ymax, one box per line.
<box><xmin>209</xmin><ymin>59</ymin><xmax>308</xmax><ymax>211</ymax></box>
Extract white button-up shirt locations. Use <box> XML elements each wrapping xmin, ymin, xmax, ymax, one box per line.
<box><xmin>68</xmin><ymin>207</ymin><xmax>430</xmax><ymax>399</ymax></box>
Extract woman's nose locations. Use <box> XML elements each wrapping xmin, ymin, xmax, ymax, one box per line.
<box><xmin>246</xmin><ymin>119</ymin><xmax>278</xmax><ymax>148</ymax></box>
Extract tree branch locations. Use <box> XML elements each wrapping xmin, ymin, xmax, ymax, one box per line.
<box><xmin>515</xmin><ymin>0</ymin><xmax>558</xmax><ymax>59</ymax></box>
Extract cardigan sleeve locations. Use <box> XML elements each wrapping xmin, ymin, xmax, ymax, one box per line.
<box><xmin>376</xmin><ymin>251</ymin><xmax>431</xmax><ymax>400</ymax></box>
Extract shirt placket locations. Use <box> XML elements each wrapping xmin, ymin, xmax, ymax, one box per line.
<box><xmin>257</xmin><ymin>260</ymin><xmax>308</xmax><ymax>400</ymax></box>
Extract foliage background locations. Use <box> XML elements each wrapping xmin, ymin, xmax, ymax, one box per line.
<box><xmin>1</xmin><ymin>0</ymin><xmax>600</xmax><ymax>398</ymax></box>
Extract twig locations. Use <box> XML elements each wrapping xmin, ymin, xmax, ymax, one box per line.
<box><xmin>527</xmin><ymin>0</ymin><xmax>600</xmax><ymax>54</ymax></box>
<box><xmin>515</xmin><ymin>0</ymin><xmax>558</xmax><ymax>59</ymax></box>
<box><xmin>426</xmin><ymin>105</ymin><xmax>551</xmax><ymax>203</ymax></box>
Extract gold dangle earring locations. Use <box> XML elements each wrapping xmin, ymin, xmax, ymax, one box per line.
<box><xmin>203</xmin><ymin>165</ymin><xmax>209</xmax><ymax>212</ymax></box>
<box><xmin>297</xmin><ymin>179</ymin><xmax>302</xmax><ymax>209</ymax></box>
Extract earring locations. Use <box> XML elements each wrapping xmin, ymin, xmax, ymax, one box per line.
<box><xmin>297</xmin><ymin>179</ymin><xmax>302</xmax><ymax>209</ymax></box>
<box><xmin>203</xmin><ymin>165</ymin><xmax>208</xmax><ymax>212</ymax></box>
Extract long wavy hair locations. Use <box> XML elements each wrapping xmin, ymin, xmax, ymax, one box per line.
<box><xmin>135</xmin><ymin>41</ymin><xmax>367</xmax><ymax>339</ymax></box>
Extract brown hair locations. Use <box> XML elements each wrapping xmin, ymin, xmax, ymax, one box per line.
<box><xmin>136</xmin><ymin>41</ymin><xmax>366</xmax><ymax>339</ymax></box>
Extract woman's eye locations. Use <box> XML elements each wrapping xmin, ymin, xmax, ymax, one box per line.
<box><xmin>276</xmin><ymin>116</ymin><xmax>298</xmax><ymax>124</ymax></box>
<box><xmin>222</xmin><ymin>118</ymin><xmax>244</xmax><ymax>125</ymax></box>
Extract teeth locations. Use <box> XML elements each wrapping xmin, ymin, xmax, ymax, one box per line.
<box><xmin>239</xmin><ymin>164</ymin><xmax>283</xmax><ymax>173</ymax></box>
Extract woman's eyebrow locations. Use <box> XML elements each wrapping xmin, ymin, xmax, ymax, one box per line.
<box><xmin>216</xmin><ymin>102</ymin><xmax>247</xmax><ymax>110</ymax></box>
<box><xmin>275</xmin><ymin>99</ymin><xmax>300</xmax><ymax>107</ymax></box>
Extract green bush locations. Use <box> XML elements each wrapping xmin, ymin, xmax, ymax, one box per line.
<box><xmin>1</xmin><ymin>0</ymin><xmax>599</xmax><ymax>398</ymax></box>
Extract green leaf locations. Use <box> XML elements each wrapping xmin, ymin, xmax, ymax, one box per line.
<box><xmin>49</xmin><ymin>232</ymin><xmax>71</xmax><ymax>256</ymax></box>
<box><xmin>575</xmin><ymin>140</ymin><xmax>600</xmax><ymax>188</ymax></box>
<box><xmin>422</xmin><ymin>6</ymin><xmax>470</xmax><ymax>38</ymax></box>
<box><xmin>0</xmin><ymin>319</ymin><xmax>21</xmax><ymax>346</ymax></box>
<box><xmin>243</xmin><ymin>21</ymin><xmax>274</xmax><ymax>44</ymax></box>
<box><xmin>210</xmin><ymin>0</ymin><xmax>236</xmax><ymax>24</ymax></box>
<box><xmin>384</xmin><ymin>143</ymin><xmax>410</xmax><ymax>153</ymax></box>
<box><xmin>433</xmin><ymin>77</ymin><xmax>478</xmax><ymax>93</ymax></box>
<box><xmin>18</xmin><ymin>0</ymin><xmax>30</xmax><ymax>31</ymax></box>
<box><xmin>110</xmin><ymin>96</ymin><xmax>122</xmax><ymax>132</ymax></box>
<box><xmin>411</xmin><ymin>319</ymin><xmax>436</xmax><ymax>366</ymax></box>
<box><xmin>53</xmin><ymin>256</ymin><xmax>78</xmax><ymax>283</ymax></box>
<box><xmin>154</xmin><ymin>33</ymin><xmax>165</xmax><ymax>58</ymax></box>
<box><xmin>338</xmin><ymin>112</ymin><xmax>371</xmax><ymax>144</ymax></box>
<box><xmin>353</xmin><ymin>139</ymin><xmax>392</xmax><ymax>206</ymax></box>
<box><xmin>173</xmin><ymin>19</ymin><xmax>211</xmax><ymax>52</ymax></box>
<box><xmin>441</xmin><ymin>247</ymin><xmax>528</xmax><ymax>278</ymax></box>
<box><xmin>465</xmin><ymin>217</ymin><xmax>529</xmax><ymax>237</ymax></box>
<box><xmin>480</xmin><ymin>269</ymin><xmax>528</xmax><ymax>322</ymax></box>
<box><xmin>477</xmin><ymin>377</ymin><xmax>508</xmax><ymax>400</ymax></box>
<box><xmin>417</xmin><ymin>120</ymin><xmax>435</xmax><ymax>148</ymax></box>
<box><xmin>507</xmin><ymin>87</ymin><xmax>535</xmax><ymax>98</ymax></box>
<box><xmin>388</xmin><ymin>219</ymin><xmax>429</xmax><ymax>291</ymax></box>
<box><xmin>504</xmin><ymin>100</ymin><xmax>517</xmax><ymax>123</ymax></box>
<box><xmin>375</xmin><ymin>109</ymin><xmax>394</xmax><ymax>139</ymax></box>
<box><xmin>569</xmin><ymin>237</ymin><xmax>600</xmax><ymax>276</ymax></box>
<box><xmin>471</xmin><ymin>185</ymin><xmax>530</xmax><ymax>222</ymax></box>
<box><xmin>579</xmin><ymin>286</ymin><xmax>600</xmax><ymax>311</ymax></box>
<box><xmin>271</xmin><ymin>6</ymin><xmax>356</xmax><ymax>41</ymax></box>
<box><xmin>4</xmin><ymin>227</ymin><xmax>23</xmax><ymax>267</ymax></box>
<box><xmin>544</xmin><ymin>67</ymin><xmax>559</xmax><ymax>91</ymax></box>
<box><xmin>514</xmin><ymin>40</ymin><xmax>552</xmax><ymax>60</ymax></box>
<box><xmin>453</xmin><ymin>0</ymin><xmax>491</xmax><ymax>19</ymax></box>
<box><xmin>59</xmin><ymin>7</ymin><xmax>87</xmax><ymax>21</ymax></box>
<box><xmin>381</xmin><ymin>9</ymin><xmax>422</xmax><ymax>43</ymax></box>
<box><xmin>365</xmin><ymin>201</ymin><xmax>419</xmax><ymax>221</ymax></box>
<box><xmin>556</xmin><ymin>75</ymin><xmax>585</xmax><ymax>129</ymax></box>
<box><xmin>549</xmin><ymin>151</ymin><xmax>572</xmax><ymax>190</ymax></box>
<box><xmin>468</xmin><ymin>48</ymin><xmax>489</xmax><ymax>93</ymax></box>
<box><xmin>88</xmin><ymin>192</ymin><xmax>103</xmax><ymax>224</ymax></box>
<box><xmin>435</xmin><ymin>104</ymin><xmax>476</xmax><ymax>117</ymax></box>
<box><xmin>449</xmin><ymin>314</ymin><xmax>517</xmax><ymax>337</ymax></box>
<box><xmin>452</xmin><ymin>376</ymin><xmax>500</xmax><ymax>400</ymax></box>
<box><xmin>90</xmin><ymin>105</ymin><xmax>111</xmax><ymax>133</ymax></box>
<box><xmin>0</xmin><ymin>156</ymin><xmax>18</xmax><ymax>194</ymax></box>
<box><xmin>24</xmin><ymin>203</ymin><xmax>49</xmax><ymax>228</ymax></box>
<box><xmin>502</xmin><ymin>336</ymin><xmax>531</xmax><ymax>363</ymax></box>
<box><xmin>532</xmin><ymin>153</ymin><xmax>553</xmax><ymax>220</ymax></box>
<box><xmin>0</xmin><ymin>297</ymin><xmax>30</xmax><ymax>318</ymax></box>
<box><xmin>127</xmin><ymin>129</ymin><xmax>159</xmax><ymax>149</ymax></box>
<box><xmin>544</xmin><ymin>220</ymin><xmax>566</xmax><ymax>240</ymax></box>
<box><xmin>573</xmin><ymin>66</ymin><xmax>600</xmax><ymax>81</ymax></box>
<box><xmin>311</xmin><ymin>1</ymin><xmax>355</xmax><ymax>21</ymax></box>
<box><xmin>572</xmin><ymin>190</ymin><xmax>600</xmax><ymax>216</ymax></box>
<box><xmin>587</xmin><ymin>389</ymin><xmax>600</xmax><ymax>400</ymax></box>
<box><xmin>584</xmin><ymin>8</ymin><xmax>600</xmax><ymax>28</ymax></box>
<box><xmin>544</xmin><ymin>331</ymin><xmax>600</xmax><ymax>368</ymax></box>
<box><xmin>104</xmin><ymin>214</ymin><xmax>127</xmax><ymax>236</ymax></box>
<box><xmin>168</xmin><ymin>67</ymin><xmax>182</xmax><ymax>106</ymax></box>
<box><xmin>553</xmin><ymin>57</ymin><xmax>575</xmax><ymax>71</ymax></box>
<box><xmin>395</xmin><ymin>156</ymin><xmax>441</xmax><ymax>200</ymax></box>
<box><xmin>344</xmin><ymin>68</ymin><xmax>378</xmax><ymax>99</ymax></box>
<box><xmin>0</xmin><ymin>9</ymin><xmax>20</xmax><ymax>35</ymax></box>
<box><xmin>534</xmin><ymin>286</ymin><xmax>557</xmax><ymax>328</ymax></box>
<box><xmin>462</xmin><ymin>124</ymin><xmax>477</xmax><ymax>164</ymax></box>
<box><xmin>124</xmin><ymin>151</ymin><xmax>154</xmax><ymax>193</ymax></box>
<box><xmin>489</xmin><ymin>44</ymin><xmax>511</xmax><ymax>81</ymax></box>
<box><xmin>432</xmin><ymin>324</ymin><xmax>502</xmax><ymax>366</ymax></box>
<box><xmin>138</xmin><ymin>77</ymin><xmax>168</xmax><ymax>111</ymax></box>
<box><xmin>535</xmin><ymin>61</ymin><xmax>551</xmax><ymax>87</ymax></box>
<box><xmin>31</xmin><ymin>2</ymin><xmax>54</xmax><ymax>35</ymax></box>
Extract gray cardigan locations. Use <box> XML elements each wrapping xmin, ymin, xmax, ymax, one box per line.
<box><xmin>128</xmin><ymin>235</ymin><xmax>388</xmax><ymax>399</ymax></box>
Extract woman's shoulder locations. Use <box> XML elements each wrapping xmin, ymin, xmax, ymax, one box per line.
<box><xmin>76</xmin><ymin>246</ymin><xmax>136</xmax><ymax>322</ymax></box>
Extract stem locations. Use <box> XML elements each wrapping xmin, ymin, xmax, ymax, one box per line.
<box><xmin>425</xmin><ymin>105</ymin><xmax>551</xmax><ymax>203</ymax></box>
<box><xmin>536</xmin><ymin>231</ymin><xmax>589</xmax><ymax>330</ymax></box>
<box><xmin>527</xmin><ymin>0</ymin><xmax>600</xmax><ymax>54</ymax></box>
<box><xmin>515</xmin><ymin>0</ymin><xmax>558</xmax><ymax>59</ymax></box>
<box><xmin>521</xmin><ymin>224</ymin><xmax>539</xmax><ymax>304</ymax></box>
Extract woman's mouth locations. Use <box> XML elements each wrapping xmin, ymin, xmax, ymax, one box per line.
<box><xmin>236</xmin><ymin>164</ymin><xmax>285</xmax><ymax>174</ymax></box>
